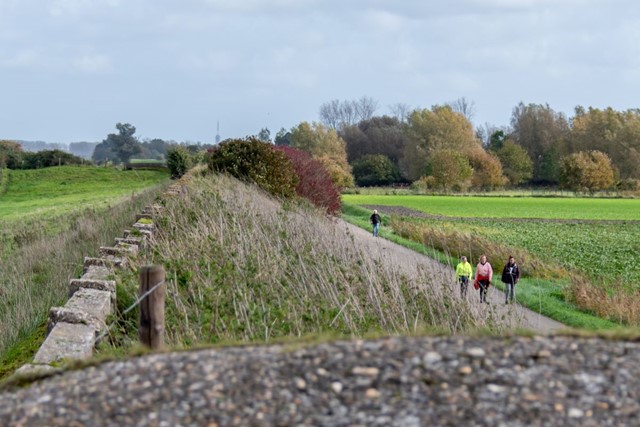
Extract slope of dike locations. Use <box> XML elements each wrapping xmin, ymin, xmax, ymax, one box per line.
<box><xmin>0</xmin><ymin>335</ymin><xmax>638</xmax><ymax>426</ymax></box>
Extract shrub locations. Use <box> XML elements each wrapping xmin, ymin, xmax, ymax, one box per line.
<box><xmin>559</xmin><ymin>150</ymin><xmax>615</xmax><ymax>193</ymax></box>
<box><xmin>410</xmin><ymin>175</ymin><xmax>437</xmax><ymax>193</ymax></box>
<box><xmin>351</xmin><ymin>154</ymin><xmax>401</xmax><ymax>187</ymax></box>
<box><xmin>166</xmin><ymin>146</ymin><xmax>192</xmax><ymax>178</ymax></box>
<box><xmin>0</xmin><ymin>140</ymin><xmax>23</xmax><ymax>169</ymax></box>
<box><xmin>276</xmin><ymin>146</ymin><xmax>341</xmax><ymax>214</ymax></box>
<box><xmin>207</xmin><ymin>137</ymin><xmax>298</xmax><ymax>198</ymax></box>
<box><xmin>21</xmin><ymin>150</ymin><xmax>85</xmax><ymax>169</ymax></box>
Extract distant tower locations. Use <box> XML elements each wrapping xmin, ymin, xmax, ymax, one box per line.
<box><xmin>215</xmin><ymin>121</ymin><xmax>221</xmax><ymax>144</ymax></box>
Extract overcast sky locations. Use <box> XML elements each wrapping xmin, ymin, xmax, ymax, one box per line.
<box><xmin>1</xmin><ymin>0</ymin><xmax>638</xmax><ymax>144</ymax></box>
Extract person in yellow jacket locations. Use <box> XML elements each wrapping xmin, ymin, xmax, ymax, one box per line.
<box><xmin>455</xmin><ymin>256</ymin><xmax>473</xmax><ymax>298</ymax></box>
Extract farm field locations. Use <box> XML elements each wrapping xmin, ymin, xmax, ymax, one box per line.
<box><xmin>342</xmin><ymin>194</ymin><xmax>640</xmax><ymax>327</ymax></box>
<box><xmin>342</xmin><ymin>194</ymin><xmax>640</xmax><ymax>221</ymax></box>
<box><xmin>0</xmin><ymin>166</ymin><xmax>168</xmax><ymax>223</ymax></box>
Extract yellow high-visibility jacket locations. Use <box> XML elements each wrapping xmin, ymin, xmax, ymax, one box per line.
<box><xmin>455</xmin><ymin>261</ymin><xmax>473</xmax><ymax>280</ymax></box>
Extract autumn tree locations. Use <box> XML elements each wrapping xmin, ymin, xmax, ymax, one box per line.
<box><xmin>402</xmin><ymin>105</ymin><xmax>479</xmax><ymax>181</ymax></box>
<box><xmin>559</xmin><ymin>150</ymin><xmax>615</xmax><ymax>193</ymax></box>
<box><xmin>290</xmin><ymin>121</ymin><xmax>354</xmax><ymax>187</ymax></box>
<box><xmin>510</xmin><ymin>103</ymin><xmax>570</xmax><ymax>183</ymax></box>
<box><xmin>427</xmin><ymin>149</ymin><xmax>473</xmax><ymax>191</ymax></box>
<box><xmin>466</xmin><ymin>146</ymin><xmax>507</xmax><ymax>190</ymax></box>
<box><xmin>276</xmin><ymin>146</ymin><xmax>341</xmax><ymax>214</ymax></box>
<box><xmin>494</xmin><ymin>139</ymin><xmax>533</xmax><ymax>186</ymax></box>
<box><xmin>570</xmin><ymin>107</ymin><xmax>640</xmax><ymax>180</ymax></box>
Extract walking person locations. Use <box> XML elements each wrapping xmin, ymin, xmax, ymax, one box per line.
<box><xmin>474</xmin><ymin>255</ymin><xmax>493</xmax><ymax>304</ymax></box>
<box><xmin>501</xmin><ymin>256</ymin><xmax>521</xmax><ymax>304</ymax></box>
<box><xmin>455</xmin><ymin>256</ymin><xmax>473</xmax><ymax>298</ymax></box>
<box><xmin>370</xmin><ymin>209</ymin><xmax>381</xmax><ymax>237</ymax></box>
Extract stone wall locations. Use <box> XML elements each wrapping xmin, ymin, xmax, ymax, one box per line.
<box><xmin>16</xmin><ymin>180</ymin><xmax>187</xmax><ymax>375</ymax></box>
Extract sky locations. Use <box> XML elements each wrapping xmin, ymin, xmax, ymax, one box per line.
<box><xmin>1</xmin><ymin>0</ymin><xmax>638</xmax><ymax>144</ymax></box>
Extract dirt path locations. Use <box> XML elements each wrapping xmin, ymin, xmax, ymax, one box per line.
<box><xmin>338</xmin><ymin>219</ymin><xmax>565</xmax><ymax>334</ymax></box>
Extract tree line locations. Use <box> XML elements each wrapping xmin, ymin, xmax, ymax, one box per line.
<box><xmin>260</xmin><ymin>98</ymin><xmax>639</xmax><ymax>192</ymax></box>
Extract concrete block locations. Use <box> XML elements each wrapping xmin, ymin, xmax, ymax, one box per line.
<box><xmin>84</xmin><ymin>256</ymin><xmax>125</xmax><ymax>270</ymax></box>
<box><xmin>33</xmin><ymin>322</ymin><xmax>95</xmax><ymax>364</ymax></box>
<box><xmin>132</xmin><ymin>222</ymin><xmax>155</xmax><ymax>232</ymax></box>
<box><xmin>142</xmin><ymin>204</ymin><xmax>163</xmax><ymax>215</ymax></box>
<box><xmin>115</xmin><ymin>236</ymin><xmax>144</xmax><ymax>246</ymax></box>
<box><xmin>65</xmin><ymin>288</ymin><xmax>112</xmax><ymax>320</ymax></box>
<box><xmin>81</xmin><ymin>265</ymin><xmax>111</xmax><ymax>280</ymax></box>
<box><xmin>99</xmin><ymin>246</ymin><xmax>128</xmax><ymax>257</ymax></box>
<box><xmin>69</xmin><ymin>279</ymin><xmax>116</xmax><ymax>303</ymax></box>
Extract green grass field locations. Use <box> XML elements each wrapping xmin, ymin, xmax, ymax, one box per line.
<box><xmin>342</xmin><ymin>194</ymin><xmax>640</xmax><ymax>221</ymax></box>
<box><xmin>0</xmin><ymin>166</ymin><xmax>169</xmax><ymax>223</ymax></box>
<box><xmin>342</xmin><ymin>194</ymin><xmax>640</xmax><ymax>329</ymax></box>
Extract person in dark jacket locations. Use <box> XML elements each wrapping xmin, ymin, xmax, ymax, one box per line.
<box><xmin>501</xmin><ymin>256</ymin><xmax>521</xmax><ymax>304</ymax></box>
<box><xmin>370</xmin><ymin>209</ymin><xmax>381</xmax><ymax>237</ymax></box>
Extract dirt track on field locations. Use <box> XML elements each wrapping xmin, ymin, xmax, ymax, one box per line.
<box><xmin>361</xmin><ymin>204</ymin><xmax>640</xmax><ymax>225</ymax></box>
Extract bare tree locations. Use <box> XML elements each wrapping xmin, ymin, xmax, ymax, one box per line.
<box><xmin>354</xmin><ymin>96</ymin><xmax>378</xmax><ymax>122</ymax></box>
<box><xmin>449</xmin><ymin>97</ymin><xmax>476</xmax><ymax>122</ymax></box>
<box><xmin>340</xmin><ymin>101</ymin><xmax>357</xmax><ymax>128</ymax></box>
<box><xmin>319</xmin><ymin>99</ymin><xmax>342</xmax><ymax>130</ymax></box>
<box><xmin>389</xmin><ymin>103</ymin><xmax>412</xmax><ymax>123</ymax></box>
<box><xmin>319</xmin><ymin>96</ymin><xmax>378</xmax><ymax>130</ymax></box>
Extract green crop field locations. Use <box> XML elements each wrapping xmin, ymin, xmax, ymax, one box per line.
<box><xmin>400</xmin><ymin>217</ymin><xmax>640</xmax><ymax>286</ymax></box>
<box><xmin>342</xmin><ymin>194</ymin><xmax>640</xmax><ymax>328</ymax></box>
<box><xmin>0</xmin><ymin>166</ymin><xmax>169</xmax><ymax>223</ymax></box>
<box><xmin>342</xmin><ymin>194</ymin><xmax>640</xmax><ymax>221</ymax></box>
<box><xmin>342</xmin><ymin>194</ymin><xmax>640</xmax><ymax>283</ymax></box>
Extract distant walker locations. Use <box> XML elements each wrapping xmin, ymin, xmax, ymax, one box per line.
<box><xmin>370</xmin><ymin>209</ymin><xmax>381</xmax><ymax>237</ymax></box>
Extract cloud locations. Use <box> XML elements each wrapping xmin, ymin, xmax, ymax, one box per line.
<box><xmin>70</xmin><ymin>53</ymin><xmax>113</xmax><ymax>73</ymax></box>
<box><xmin>1</xmin><ymin>49</ymin><xmax>39</xmax><ymax>68</ymax></box>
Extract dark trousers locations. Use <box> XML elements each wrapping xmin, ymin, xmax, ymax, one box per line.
<box><xmin>459</xmin><ymin>276</ymin><xmax>469</xmax><ymax>298</ymax></box>
<box><xmin>478</xmin><ymin>279</ymin><xmax>490</xmax><ymax>303</ymax></box>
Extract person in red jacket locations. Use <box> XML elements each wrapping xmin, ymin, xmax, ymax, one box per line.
<box><xmin>474</xmin><ymin>254</ymin><xmax>493</xmax><ymax>304</ymax></box>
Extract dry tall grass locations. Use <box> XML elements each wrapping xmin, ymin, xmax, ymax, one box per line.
<box><xmin>0</xmin><ymin>185</ymin><xmax>166</xmax><ymax>354</ymax></box>
<box><xmin>137</xmin><ymin>174</ymin><xmax>499</xmax><ymax>348</ymax></box>
<box><xmin>568</xmin><ymin>275</ymin><xmax>640</xmax><ymax>325</ymax></box>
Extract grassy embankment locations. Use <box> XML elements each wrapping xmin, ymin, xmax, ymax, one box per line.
<box><xmin>0</xmin><ymin>166</ymin><xmax>169</xmax><ymax>379</ymax></box>
<box><xmin>342</xmin><ymin>194</ymin><xmax>640</xmax><ymax>330</ymax></box>
<box><xmin>97</xmin><ymin>173</ymin><xmax>504</xmax><ymax>358</ymax></box>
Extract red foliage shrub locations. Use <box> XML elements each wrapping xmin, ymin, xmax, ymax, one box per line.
<box><xmin>276</xmin><ymin>146</ymin><xmax>341</xmax><ymax>214</ymax></box>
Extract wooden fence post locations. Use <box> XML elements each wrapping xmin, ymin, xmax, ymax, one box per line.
<box><xmin>139</xmin><ymin>265</ymin><xmax>166</xmax><ymax>349</ymax></box>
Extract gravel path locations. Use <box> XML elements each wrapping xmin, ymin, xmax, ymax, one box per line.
<box><xmin>338</xmin><ymin>219</ymin><xmax>565</xmax><ymax>334</ymax></box>
<box><xmin>1</xmin><ymin>335</ymin><xmax>638</xmax><ymax>426</ymax></box>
